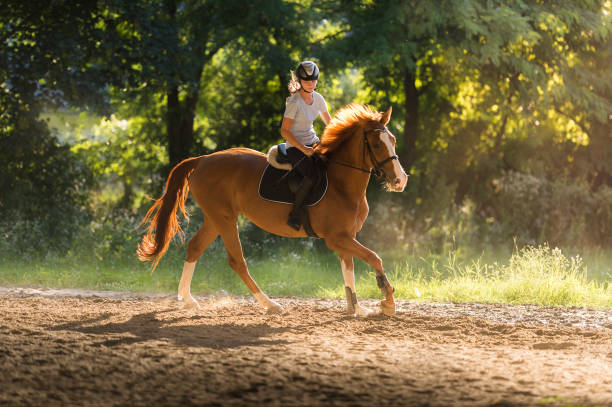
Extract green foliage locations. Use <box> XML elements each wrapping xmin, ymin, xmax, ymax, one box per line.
<box><xmin>490</xmin><ymin>171</ymin><xmax>611</xmax><ymax>247</ymax></box>
<box><xmin>0</xmin><ymin>71</ymin><xmax>93</xmax><ymax>253</ymax></box>
<box><xmin>0</xmin><ymin>0</ymin><xmax>144</xmax><ymax>252</ymax></box>
<box><xmin>197</xmin><ymin>46</ymin><xmax>289</xmax><ymax>152</ymax></box>
<box><xmin>68</xmin><ymin>112</ymin><xmax>168</xmax><ymax>210</ymax></box>
<box><xmin>0</xmin><ymin>126</ymin><xmax>92</xmax><ymax>254</ymax></box>
<box><xmin>361</xmin><ymin>171</ymin><xmax>611</xmax><ymax>255</ymax></box>
<box><xmin>107</xmin><ymin>0</ymin><xmax>312</xmax><ymax>166</ymax></box>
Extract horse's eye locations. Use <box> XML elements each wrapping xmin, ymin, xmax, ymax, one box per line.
<box><xmin>373</xmin><ymin>143</ymin><xmax>381</xmax><ymax>149</ymax></box>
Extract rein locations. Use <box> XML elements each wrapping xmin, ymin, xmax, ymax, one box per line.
<box><xmin>326</xmin><ymin>129</ymin><xmax>398</xmax><ymax>178</ymax></box>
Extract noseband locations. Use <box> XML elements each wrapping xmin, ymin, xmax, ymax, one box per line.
<box><xmin>328</xmin><ymin>128</ymin><xmax>399</xmax><ymax>179</ymax></box>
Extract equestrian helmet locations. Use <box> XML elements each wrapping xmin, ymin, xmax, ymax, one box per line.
<box><xmin>296</xmin><ymin>61</ymin><xmax>319</xmax><ymax>81</ymax></box>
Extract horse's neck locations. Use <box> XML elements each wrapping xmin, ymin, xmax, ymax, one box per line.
<box><xmin>327</xmin><ymin>132</ymin><xmax>371</xmax><ymax>200</ymax></box>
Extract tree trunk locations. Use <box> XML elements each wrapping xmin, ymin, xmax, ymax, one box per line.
<box><xmin>166</xmin><ymin>86</ymin><xmax>181</xmax><ymax>168</ymax></box>
<box><xmin>166</xmin><ymin>73</ymin><xmax>203</xmax><ymax>169</ymax></box>
<box><xmin>402</xmin><ymin>69</ymin><xmax>419</xmax><ymax>170</ymax></box>
<box><xmin>163</xmin><ymin>0</ymin><xmax>200</xmax><ymax>169</ymax></box>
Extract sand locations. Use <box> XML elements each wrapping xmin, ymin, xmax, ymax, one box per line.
<box><xmin>0</xmin><ymin>286</ymin><xmax>610</xmax><ymax>406</ymax></box>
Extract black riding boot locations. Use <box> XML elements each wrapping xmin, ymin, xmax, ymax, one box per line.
<box><xmin>287</xmin><ymin>177</ymin><xmax>314</xmax><ymax>230</ymax></box>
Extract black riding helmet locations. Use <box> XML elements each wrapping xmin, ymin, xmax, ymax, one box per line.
<box><xmin>296</xmin><ymin>61</ymin><xmax>319</xmax><ymax>81</ymax></box>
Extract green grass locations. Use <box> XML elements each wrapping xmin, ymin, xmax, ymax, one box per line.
<box><xmin>377</xmin><ymin>246</ymin><xmax>611</xmax><ymax>307</ymax></box>
<box><xmin>0</xmin><ymin>242</ymin><xmax>610</xmax><ymax>308</ymax></box>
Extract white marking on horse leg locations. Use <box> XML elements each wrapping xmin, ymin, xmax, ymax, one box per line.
<box><xmin>341</xmin><ymin>258</ymin><xmax>374</xmax><ymax>317</ymax></box>
<box><xmin>253</xmin><ymin>292</ymin><xmax>282</xmax><ymax>314</ymax></box>
<box><xmin>178</xmin><ymin>261</ymin><xmax>200</xmax><ymax>309</ymax></box>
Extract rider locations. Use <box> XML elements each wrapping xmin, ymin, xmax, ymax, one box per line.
<box><xmin>281</xmin><ymin>60</ymin><xmax>332</xmax><ymax>230</ymax></box>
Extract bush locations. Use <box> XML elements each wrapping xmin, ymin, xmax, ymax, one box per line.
<box><xmin>490</xmin><ymin>171</ymin><xmax>611</xmax><ymax>247</ymax></box>
<box><xmin>0</xmin><ymin>125</ymin><xmax>93</xmax><ymax>256</ymax></box>
<box><xmin>358</xmin><ymin>170</ymin><xmax>610</xmax><ymax>254</ymax></box>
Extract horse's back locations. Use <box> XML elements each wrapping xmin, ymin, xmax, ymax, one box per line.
<box><xmin>192</xmin><ymin>148</ymin><xmax>266</xmax><ymax>179</ymax></box>
<box><xmin>188</xmin><ymin>148</ymin><xmax>267</xmax><ymax>208</ymax></box>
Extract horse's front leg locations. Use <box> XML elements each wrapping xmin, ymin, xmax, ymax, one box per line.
<box><xmin>375</xmin><ymin>270</ymin><xmax>395</xmax><ymax>316</ymax></box>
<box><xmin>328</xmin><ymin>236</ymin><xmax>395</xmax><ymax>316</ymax></box>
<box><xmin>339</xmin><ymin>254</ymin><xmax>375</xmax><ymax>317</ymax></box>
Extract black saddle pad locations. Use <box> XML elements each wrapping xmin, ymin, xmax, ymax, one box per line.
<box><xmin>258</xmin><ymin>165</ymin><xmax>328</xmax><ymax>206</ymax></box>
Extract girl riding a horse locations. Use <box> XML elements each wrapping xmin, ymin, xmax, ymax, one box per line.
<box><xmin>281</xmin><ymin>61</ymin><xmax>332</xmax><ymax>230</ymax></box>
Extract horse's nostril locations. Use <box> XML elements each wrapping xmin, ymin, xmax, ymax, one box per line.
<box><xmin>394</xmin><ymin>178</ymin><xmax>401</xmax><ymax>185</ymax></box>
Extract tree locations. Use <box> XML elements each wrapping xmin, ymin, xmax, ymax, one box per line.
<box><xmin>0</xmin><ymin>0</ymin><xmax>126</xmax><ymax>251</ymax></box>
<box><xmin>326</xmin><ymin>1</ymin><xmax>610</xmax><ymax>170</ymax></box>
<box><xmin>440</xmin><ymin>1</ymin><xmax>612</xmax><ymax>203</ymax></box>
<box><xmin>321</xmin><ymin>1</ymin><xmax>462</xmax><ymax>169</ymax></box>
<box><xmin>111</xmin><ymin>0</ymin><xmax>309</xmax><ymax>168</ymax></box>
<box><xmin>2</xmin><ymin>0</ymin><xmax>312</xmax><ymax>214</ymax></box>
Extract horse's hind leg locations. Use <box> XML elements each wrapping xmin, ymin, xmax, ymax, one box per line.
<box><xmin>339</xmin><ymin>254</ymin><xmax>374</xmax><ymax>317</ymax></box>
<box><xmin>219</xmin><ymin>221</ymin><xmax>282</xmax><ymax>314</ymax></box>
<box><xmin>178</xmin><ymin>221</ymin><xmax>219</xmax><ymax>308</ymax></box>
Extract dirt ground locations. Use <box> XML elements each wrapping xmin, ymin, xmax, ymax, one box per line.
<box><xmin>0</xmin><ymin>287</ymin><xmax>610</xmax><ymax>407</ymax></box>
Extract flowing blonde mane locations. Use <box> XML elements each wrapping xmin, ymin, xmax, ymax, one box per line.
<box><xmin>316</xmin><ymin>103</ymin><xmax>383</xmax><ymax>155</ymax></box>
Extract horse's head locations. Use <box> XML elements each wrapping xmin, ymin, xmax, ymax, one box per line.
<box><xmin>318</xmin><ymin>104</ymin><xmax>408</xmax><ymax>192</ymax></box>
<box><xmin>363</xmin><ymin>107</ymin><xmax>408</xmax><ymax>192</ymax></box>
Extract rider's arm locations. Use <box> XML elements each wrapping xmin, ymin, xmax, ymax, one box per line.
<box><xmin>281</xmin><ymin>117</ymin><xmax>314</xmax><ymax>156</ymax></box>
<box><xmin>321</xmin><ymin>111</ymin><xmax>332</xmax><ymax>126</ymax></box>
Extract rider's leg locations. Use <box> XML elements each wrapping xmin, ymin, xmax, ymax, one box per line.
<box><xmin>286</xmin><ymin>147</ymin><xmax>316</xmax><ymax>230</ymax></box>
<box><xmin>287</xmin><ymin>177</ymin><xmax>314</xmax><ymax>230</ymax></box>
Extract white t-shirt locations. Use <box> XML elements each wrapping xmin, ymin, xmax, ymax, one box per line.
<box><xmin>283</xmin><ymin>91</ymin><xmax>329</xmax><ymax>147</ymax></box>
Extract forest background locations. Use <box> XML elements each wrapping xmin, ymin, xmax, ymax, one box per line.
<box><xmin>1</xmin><ymin>0</ymin><xmax>610</xmax><ymax>298</ymax></box>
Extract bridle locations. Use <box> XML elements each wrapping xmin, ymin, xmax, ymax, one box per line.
<box><xmin>326</xmin><ymin>128</ymin><xmax>399</xmax><ymax>179</ymax></box>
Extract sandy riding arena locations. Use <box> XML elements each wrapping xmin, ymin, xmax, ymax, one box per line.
<box><xmin>0</xmin><ymin>287</ymin><xmax>610</xmax><ymax>407</ymax></box>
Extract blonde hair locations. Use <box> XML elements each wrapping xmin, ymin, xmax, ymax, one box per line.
<box><xmin>287</xmin><ymin>70</ymin><xmax>301</xmax><ymax>94</ymax></box>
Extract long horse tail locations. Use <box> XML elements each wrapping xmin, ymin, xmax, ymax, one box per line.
<box><xmin>137</xmin><ymin>156</ymin><xmax>200</xmax><ymax>271</ymax></box>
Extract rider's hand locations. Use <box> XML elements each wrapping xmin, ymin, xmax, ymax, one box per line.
<box><xmin>302</xmin><ymin>146</ymin><xmax>315</xmax><ymax>157</ymax></box>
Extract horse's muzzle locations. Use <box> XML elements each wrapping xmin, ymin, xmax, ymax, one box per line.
<box><xmin>388</xmin><ymin>172</ymin><xmax>408</xmax><ymax>192</ymax></box>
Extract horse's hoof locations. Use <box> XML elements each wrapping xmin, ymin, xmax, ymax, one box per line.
<box><xmin>184</xmin><ymin>300</ymin><xmax>201</xmax><ymax>310</ymax></box>
<box><xmin>179</xmin><ymin>294</ymin><xmax>201</xmax><ymax>309</ymax></box>
<box><xmin>355</xmin><ymin>304</ymin><xmax>375</xmax><ymax>318</ymax></box>
<box><xmin>266</xmin><ymin>304</ymin><xmax>283</xmax><ymax>314</ymax></box>
<box><xmin>380</xmin><ymin>300</ymin><xmax>395</xmax><ymax>316</ymax></box>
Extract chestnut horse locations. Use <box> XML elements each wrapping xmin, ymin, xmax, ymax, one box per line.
<box><xmin>137</xmin><ymin>103</ymin><xmax>408</xmax><ymax>316</ymax></box>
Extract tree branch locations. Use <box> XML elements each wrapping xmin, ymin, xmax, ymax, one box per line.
<box><xmin>310</xmin><ymin>28</ymin><xmax>350</xmax><ymax>45</ymax></box>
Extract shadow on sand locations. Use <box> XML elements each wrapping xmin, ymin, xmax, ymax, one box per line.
<box><xmin>49</xmin><ymin>311</ymin><xmax>292</xmax><ymax>349</ymax></box>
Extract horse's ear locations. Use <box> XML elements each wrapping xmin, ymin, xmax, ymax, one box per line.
<box><xmin>380</xmin><ymin>106</ymin><xmax>392</xmax><ymax>125</ymax></box>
